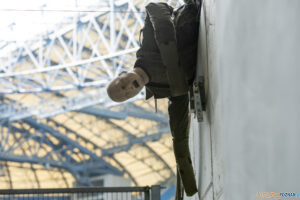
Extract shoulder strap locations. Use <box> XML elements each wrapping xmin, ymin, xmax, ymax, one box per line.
<box><xmin>146</xmin><ymin>3</ymin><xmax>189</xmax><ymax>97</ymax></box>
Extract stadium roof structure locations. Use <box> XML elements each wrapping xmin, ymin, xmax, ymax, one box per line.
<box><xmin>0</xmin><ymin>0</ymin><xmax>184</xmax><ymax>189</ymax></box>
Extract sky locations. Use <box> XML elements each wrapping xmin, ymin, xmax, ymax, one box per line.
<box><xmin>0</xmin><ymin>0</ymin><xmax>108</xmax><ymax>42</ymax></box>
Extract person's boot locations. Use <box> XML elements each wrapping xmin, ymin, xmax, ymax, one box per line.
<box><xmin>177</xmin><ymin>156</ymin><xmax>198</xmax><ymax>196</ymax></box>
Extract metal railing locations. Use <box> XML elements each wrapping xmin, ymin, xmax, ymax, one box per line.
<box><xmin>0</xmin><ymin>185</ymin><xmax>161</xmax><ymax>200</ymax></box>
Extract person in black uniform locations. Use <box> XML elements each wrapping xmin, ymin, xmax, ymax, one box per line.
<box><xmin>107</xmin><ymin>1</ymin><xmax>200</xmax><ymax>198</ymax></box>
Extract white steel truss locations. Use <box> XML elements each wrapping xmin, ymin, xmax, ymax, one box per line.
<box><xmin>0</xmin><ymin>0</ymin><xmax>183</xmax><ymax>94</ymax></box>
<box><xmin>0</xmin><ymin>0</ymin><xmax>184</xmax><ymax>187</ymax></box>
<box><xmin>0</xmin><ymin>0</ymin><xmax>183</xmax><ymax>121</ymax></box>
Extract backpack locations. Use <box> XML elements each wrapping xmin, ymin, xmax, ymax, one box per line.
<box><xmin>134</xmin><ymin>2</ymin><xmax>200</xmax><ymax>99</ymax></box>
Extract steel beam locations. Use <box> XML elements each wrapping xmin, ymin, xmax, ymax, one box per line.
<box><xmin>0</xmin><ymin>91</ymin><xmax>145</xmax><ymax>121</ymax></box>
<box><xmin>80</xmin><ymin>103</ymin><xmax>168</xmax><ymax>123</ymax></box>
<box><xmin>24</xmin><ymin>118</ymin><xmax>122</xmax><ymax>174</ymax></box>
<box><xmin>0</xmin><ymin>1</ymin><xmax>142</xmax><ymax>94</ymax></box>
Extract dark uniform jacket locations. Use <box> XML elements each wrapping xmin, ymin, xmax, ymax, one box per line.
<box><xmin>134</xmin><ymin>2</ymin><xmax>199</xmax><ymax>99</ymax></box>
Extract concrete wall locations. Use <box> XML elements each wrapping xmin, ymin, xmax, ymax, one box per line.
<box><xmin>188</xmin><ymin>0</ymin><xmax>300</xmax><ymax>199</ymax></box>
<box><xmin>188</xmin><ymin>0</ymin><xmax>222</xmax><ymax>199</ymax></box>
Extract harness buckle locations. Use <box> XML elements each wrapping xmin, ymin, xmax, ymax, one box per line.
<box><xmin>190</xmin><ymin>76</ymin><xmax>205</xmax><ymax>122</ymax></box>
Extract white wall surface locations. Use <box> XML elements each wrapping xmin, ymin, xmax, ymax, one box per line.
<box><xmin>218</xmin><ymin>0</ymin><xmax>300</xmax><ymax>198</ymax></box>
<box><xmin>188</xmin><ymin>0</ymin><xmax>222</xmax><ymax>199</ymax></box>
<box><xmin>189</xmin><ymin>0</ymin><xmax>300</xmax><ymax>199</ymax></box>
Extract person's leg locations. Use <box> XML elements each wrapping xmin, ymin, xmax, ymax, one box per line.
<box><xmin>175</xmin><ymin>167</ymin><xmax>184</xmax><ymax>200</ymax></box>
<box><xmin>168</xmin><ymin>94</ymin><xmax>198</xmax><ymax>197</ymax></box>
